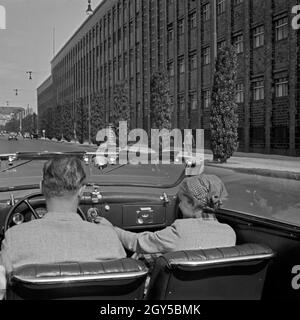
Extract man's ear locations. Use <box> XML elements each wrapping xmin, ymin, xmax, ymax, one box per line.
<box><xmin>40</xmin><ymin>181</ymin><xmax>44</xmax><ymax>194</ymax></box>
<box><xmin>78</xmin><ymin>186</ymin><xmax>85</xmax><ymax>198</ymax></box>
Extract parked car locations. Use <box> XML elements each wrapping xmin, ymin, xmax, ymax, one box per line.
<box><xmin>23</xmin><ymin>132</ymin><xmax>31</xmax><ymax>139</ymax></box>
<box><xmin>8</xmin><ymin>132</ymin><xmax>18</xmax><ymax>141</ymax></box>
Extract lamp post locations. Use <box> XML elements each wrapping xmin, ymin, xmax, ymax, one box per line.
<box><xmin>86</xmin><ymin>0</ymin><xmax>94</xmax><ymax>16</ymax></box>
<box><xmin>26</xmin><ymin>71</ymin><xmax>33</xmax><ymax>80</ymax></box>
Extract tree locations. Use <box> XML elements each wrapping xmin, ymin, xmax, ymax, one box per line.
<box><xmin>91</xmin><ymin>92</ymin><xmax>106</xmax><ymax>143</ymax></box>
<box><xmin>111</xmin><ymin>81</ymin><xmax>130</xmax><ymax>130</ymax></box>
<box><xmin>61</xmin><ymin>102</ymin><xmax>74</xmax><ymax>141</ymax></box>
<box><xmin>22</xmin><ymin>113</ymin><xmax>38</xmax><ymax>134</ymax></box>
<box><xmin>75</xmin><ymin>98</ymin><xmax>88</xmax><ymax>144</ymax></box>
<box><xmin>150</xmin><ymin>70</ymin><xmax>172</xmax><ymax>131</ymax></box>
<box><xmin>210</xmin><ymin>46</ymin><xmax>239</xmax><ymax>163</ymax></box>
<box><xmin>39</xmin><ymin>108</ymin><xmax>54</xmax><ymax>139</ymax></box>
<box><xmin>5</xmin><ymin>118</ymin><xmax>19</xmax><ymax>133</ymax></box>
<box><xmin>52</xmin><ymin>104</ymin><xmax>63</xmax><ymax>140</ymax></box>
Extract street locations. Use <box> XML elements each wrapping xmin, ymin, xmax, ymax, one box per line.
<box><xmin>0</xmin><ymin>136</ymin><xmax>299</xmax><ymax>227</ymax></box>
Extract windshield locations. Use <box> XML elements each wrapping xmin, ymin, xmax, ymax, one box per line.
<box><xmin>0</xmin><ymin>0</ymin><xmax>299</xmax><ymax>229</ymax></box>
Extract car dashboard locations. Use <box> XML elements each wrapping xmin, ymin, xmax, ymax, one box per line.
<box><xmin>0</xmin><ymin>185</ymin><xmax>180</xmax><ymax>242</ymax></box>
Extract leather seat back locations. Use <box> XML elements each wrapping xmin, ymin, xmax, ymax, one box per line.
<box><xmin>7</xmin><ymin>259</ymin><xmax>148</xmax><ymax>300</ymax></box>
<box><xmin>147</xmin><ymin>244</ymin><xmax>275</xmax><ymax>300</ymax></box>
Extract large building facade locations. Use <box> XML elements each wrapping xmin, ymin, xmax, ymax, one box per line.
<box><xmin>37</xmin><ymin>0</ymin><xmax>300</xmax><ymax>156</ymax></box>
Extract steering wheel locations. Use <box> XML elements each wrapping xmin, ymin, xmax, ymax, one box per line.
<box><xmin>4</xmin><ymin>193</ymin><xmax>86</xmax><ymax>232</ymax></box>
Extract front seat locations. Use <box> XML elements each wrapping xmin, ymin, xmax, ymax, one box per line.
<box><xmin>7</xmin><ymin>259</ymin><xmax>148</xmax><ymax>300</ymax></box>
<box><xmin>147</xmin><ymin>243</ymin><xmax>275</xmax><ymax>300</ymax></box>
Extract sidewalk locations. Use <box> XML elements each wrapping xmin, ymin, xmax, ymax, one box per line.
<box><xmin>204</xmin><ymin>149</ymin><xmax>300</xmax><ymax>179</ymax></box>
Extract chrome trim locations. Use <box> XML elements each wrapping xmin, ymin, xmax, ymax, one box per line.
<box><xmin>169</xmin><ymin>253</ymin><xmax>275</xmax><ymax>267</ymax></box>
<box><xmin>12</xmin><ymin>270</ymin><xmax>148</xmax><ymax>285</ymax></box>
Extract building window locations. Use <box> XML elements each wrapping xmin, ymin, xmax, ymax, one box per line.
<box><xmin>129</xmin><ymin>50</ymin><xmax>134</xmax><ymax>77</ymax></box>
<box><xmin>203</xmin><ymin>90</ymin><xmax>211</xmax><ymax>109</ymax></box>
<box><xmin>217</xmin><ymin>40</ymin><xmax>226</xmax><ymax>51</ymax></box>
<box><xmin>123</xmin><ymin>0</ymin><xmax>128</xmax><ymax>19</ymax></box>
<box><xmin>136</xmin><ymin>0</ymin><xmax>141</xmax><ymax>13</ymax></box>
<box><xmin>167</xmin><ymin>27</ymin><xmax>174</xmax><ymax>42</ymax></box>
<box><xmin>217</xmin><ymin>0</ymin><xmax>226</xmax><ymax>15</ymax></box>
<box><xmin>233</xmin><ymin>0</ymin><xmax>243</xmax><ymax>5</ymax></box>
<box><xmin>118</xmin><ymin>60</ymin><xmax>122</xmax><ymax>80</ymax></box>
<box><xmin>189</xmin><ymin>54</ymin><xmax>197</xmax><ymax>70</ymax></box>
<box><xmin>168</xmin><ymin>61</ymin><xmax>175</xmax><ymax>77</ymax></box>
<box><xmin>236</xmin><ymin>83</ymin><xmax>244</xmax><ymax>103</ymax></box>
<box><xmin>253</xmin><ymin>79</ymin><xmax>264</xmax><ymax>101</ymax></box>
<box><xmin>275</xmin><ymin>17</ymin><xmax>288</xmax><ymax>41</ymax></box>
<box><xmin>178</xmin><ymin>19</ymin><xmax>184</xmax><ymax>35</ymax></box>
<box><xmin>124</xmin><ymin>53</ymin><xmax>128</xmax><ymax>77</ymax></box>
<box><xmin>202</xmin><ymin>3</ymin><xmax>210</xmax><ymax>21</ymax></box>
<box><xmin>179</xmin><ymin>96</ymin><xmax>185</xmax><ymax>112</ymax></box>
<box><xmin>233</xmin><ymin>34</ymin><xmax>244</xmax><ymax>54</ymax></box>
<box><xmin>137</xmin><ymin>102</ymin><xmax>141</xmax><ymax>119</ymax></box>
<box><xmin>190</xmin><ymin>93</ymin><xmax>197</xmax><ymax>111</ymax></box>
<box><xmin>202</xmin><ymin>47</ymin><xmax>210</xmax><ymax>65</ymax></box>
<box><xmin>179</xmin><ymin>57</ymin><xmax>185</xmax><ymax>74</ymax></box>
<box><xmin>253</xmin><ymin>25</ymin><xmax>264</xmax><ymax>48</ymax></box>
<box><xmin>189</xmin><ymin>12</ymin><xmax>197</xmax><ymax>29</ymax></box>
<box><xmin>275</xmin><ymin>77</ymin><xmax>288</xmax><ymax>97</ymax></box>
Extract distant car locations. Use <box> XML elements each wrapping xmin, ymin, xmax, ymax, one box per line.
<box><xmin>31</xmin><ymin>133</ymin><xmax>39</xmax><ymax>139</ymax></box>
<box><xmin>23</xmin><ymin>132</ymin><xmax>31</xmax><ymax>139</ymax></box>
<box><xmin>8</xmin><ymin>133</ymin><xmax>18</xmax><ymax>141</ymax></box>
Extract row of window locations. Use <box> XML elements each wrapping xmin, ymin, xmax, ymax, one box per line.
<box><xmin>55</xmin><ymin>8</ymin><xmax>288</xmax><ymax>81</ymax></box>
<box><xmin>56</xmin><ymin>73</ymin><xmax>289</xmax><ymax>110</ymax></box>
<box><xmin>167</xmin><ymin>49</ymin><xmax>210</xmax><ymax>74</ymax></box>
<box><xmin>167</xmin><ymin>16</ymin><xmax>288</xmax><ymax>58</ymax></box>
<box><xmin>167</xmin><ymin>19</ymin><xmax>288</xmax><ymax>72</ymax></box>
<box><xmin>232</xmin><ymin>17</ymin><xmax>289</xmax><ymax>54</ymax></box>
<box><xmin>176</xmin><ymin>76</ymin><xmax>289</xmax><ymax>113</ymax></box>
<box><xmin>237</xmin><ymin>77</ymin><xmax>289</xmax><ymax>103</ymax></box>
<box><xmin>167</xmin><ymin>53</ymin><xmax>198</xmax><ymax>75</ymax></box>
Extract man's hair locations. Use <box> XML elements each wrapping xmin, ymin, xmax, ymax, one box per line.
<box><xmin>42</xmin><ymin>157</ymin><xmax>86</xmax><ymax>198</ymax></box>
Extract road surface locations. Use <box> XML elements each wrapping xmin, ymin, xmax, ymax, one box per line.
<box><xmin>0</xmin><ymin>136</ymin><xmax>299</xmax><ymax>227</ymax></box>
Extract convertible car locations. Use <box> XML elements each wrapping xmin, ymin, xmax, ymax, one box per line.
<box><xmin>0</xmin><ymin>151</ymin><xmax>299</xmax><ymax>300</ymax></box>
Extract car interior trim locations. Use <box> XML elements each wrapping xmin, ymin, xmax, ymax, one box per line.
<box><xmin>11</xmin><ymin>270</ymin><xmax>149</xmax><ymax>285</ymax></box>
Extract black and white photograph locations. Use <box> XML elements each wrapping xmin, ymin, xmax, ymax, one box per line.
<box><xmin>0</xmin><ymin>0</ymin><xmax>299</xmax><ymax>309</ymax></box>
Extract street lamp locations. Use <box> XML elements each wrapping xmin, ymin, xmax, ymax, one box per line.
<box><xmin>26</xmin><ymin>71</ymin><xmax>33</xmax><ymax>80</ymax></box>
<box><xmin>86</xmin><ymin>0</ymin><xmax>94</xmax><ymax>16</ymax></box>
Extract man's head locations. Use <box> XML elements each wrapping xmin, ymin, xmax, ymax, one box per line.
<box><xmin>42</xmin><ymin>157</ymin><xmax>86</xmax><ymax>201</ymax></box>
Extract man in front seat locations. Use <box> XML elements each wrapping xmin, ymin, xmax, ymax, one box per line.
<box><xmin>0</xmin><ymin>157</ymin><xmax>126</xmax><ymax>299</ymax></box>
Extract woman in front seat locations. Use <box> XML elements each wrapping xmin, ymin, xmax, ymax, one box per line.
<box><xmin>100</xmin><ymin>174</ymin><xmax>236</xmax><ymax>257</ymax></box>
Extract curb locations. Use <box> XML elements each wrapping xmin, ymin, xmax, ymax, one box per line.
<box><xmin>205</xmin><ymin>162</ymin><xmax>300</xmax><ymax>181</ymax></box>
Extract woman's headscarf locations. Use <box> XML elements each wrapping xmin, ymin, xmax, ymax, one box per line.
<box><xmin>178</xmin><ymin>174</ymin><xmax>228</xmax><ymax>214</ymax></box>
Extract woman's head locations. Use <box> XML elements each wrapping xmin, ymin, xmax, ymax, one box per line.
<box><xmin>178</xmin><ymin>174</ymin><xmax>228</xmax><ymax>218</ymax></box>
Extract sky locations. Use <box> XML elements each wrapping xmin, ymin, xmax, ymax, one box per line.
<box><xmin>0</xmin><ymin>0</ymin><xmax>103</xmax><ymax>112</ymax></box>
